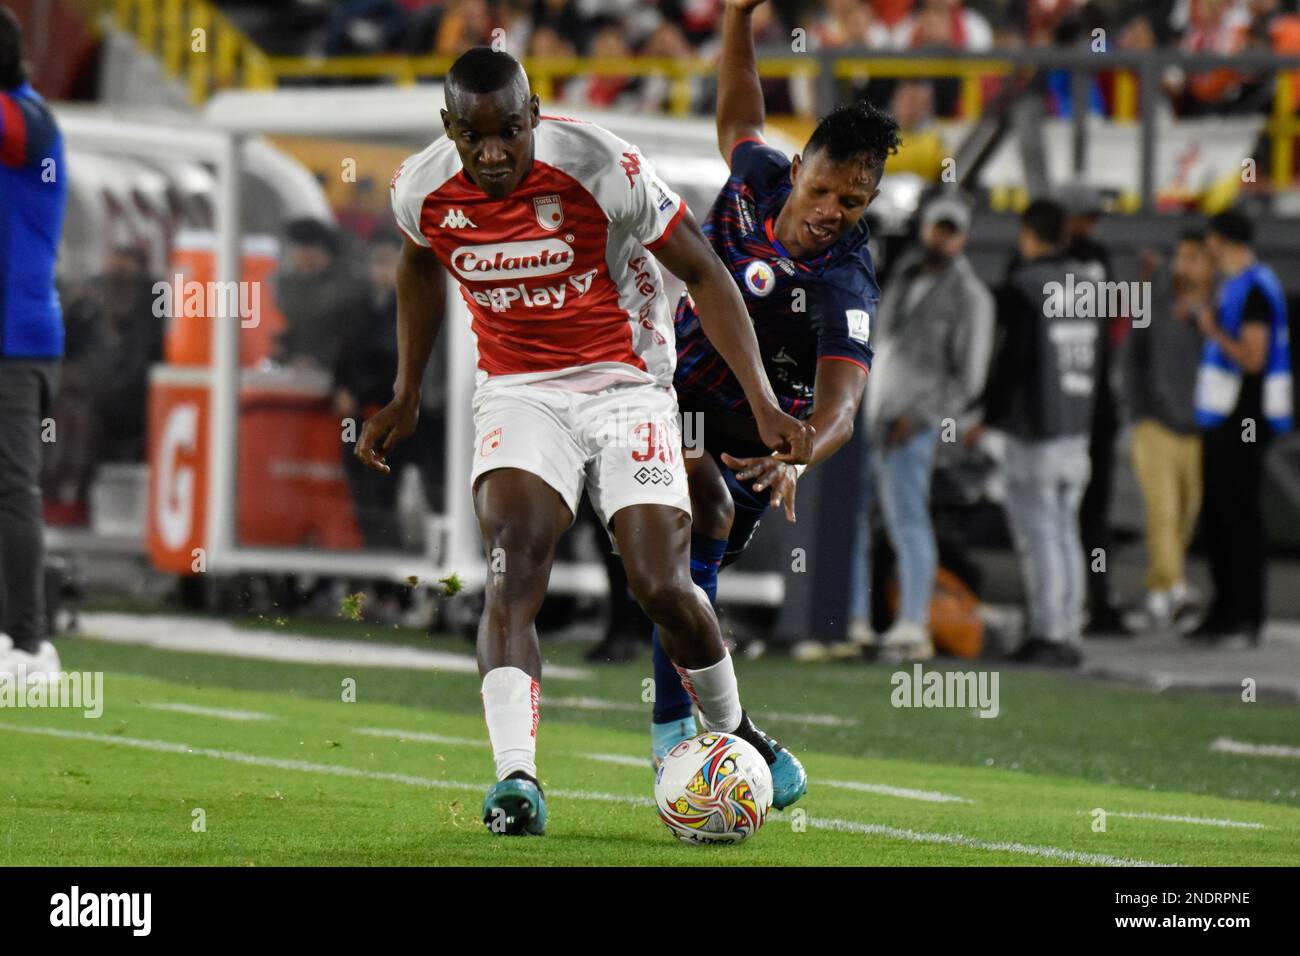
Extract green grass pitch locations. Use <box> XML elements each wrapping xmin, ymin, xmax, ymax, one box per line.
<box><xmin>2</xmin><ymin>618</ymin><xmax>1298</xmax><ymax>866</ymax></box>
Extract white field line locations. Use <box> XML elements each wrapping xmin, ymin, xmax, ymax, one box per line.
<box><xmin>805</xmin><ymin>817</ymin><xmax>1175</xmax><ymax>867</ymax></box>
<box><xmin>355</xmin><ymin>727</ymin><xmax>484</xmax><ymax>747</ymax></box>
<box><xmin>353</xmin><ymin>732</ymin><xmax>646</xmax><ymax>769</ymax></box>
<box><xmin>577</xmin><ymin>752</ymin><xmax>650</xmax><ymax>768</ymax></box>
<box><xmin>765</xmin><ymin>712</ymin><xmax>859</xmax><ymax>727</ymax></box>
<box><xmin>76</xmin><ymin>611</ymin><xmax>590</xmax><ymax>680</ymax></box>
<box><xmin>1076</xmin><ymin>810</ymin><xmax>1268</xmax><ymax>830</ymax></box>
<box><xmin>141</xmin><ymin>702</ymin><xmax>274</xmax><ymax>722</ymax></box>
<box><xmin>543</xmin><ymin>696</ymin><xmax>641</xmax><ymax>712</ymax></box>
<box><xmin>543</xmin><ymin>695</ymin><xmax>857</xmax><ymax>727</ymax></box>
<box><xmin>1211</xmin><ymin>737</ymin><xmax>1300</xmax><ymax>760</ymax></box>
<box><xmin>821</xmin><ymin>780</ymin><xmax>974</xmax><ymax>804</ymax></box>
<box><xmin>0</xmin><ymin>722</ymin><xmax>1175</xmax><ymax>866</ymax></box>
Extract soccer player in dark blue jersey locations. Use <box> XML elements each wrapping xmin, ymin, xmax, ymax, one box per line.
<box><xmin>650</xmin><ymin>0</ymin><xmax>900</xmax><ymax>807</ymax></box>
<box><xmin>0</xmin><ymin>7</ymin><xmax>67</xmax><ymax>682</ymax></box>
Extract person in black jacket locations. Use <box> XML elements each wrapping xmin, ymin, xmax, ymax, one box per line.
<box><xmin>977</xmin><ymin>199</ymin><xmax>1103</xmax><ymax>667</ymax></box>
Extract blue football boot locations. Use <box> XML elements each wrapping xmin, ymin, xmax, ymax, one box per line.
<box><xmin>731</xmin><ymin>712</ymin><xmax>807</xmax><ymax>810</ymax></box>
<box><xmin>651</xmin><ymin>714</ymin><xmax>698</xmax><ymax>769</ymax></box>
<box><xmin>481</xmin><ymin>776</ymin><xmax>547</xmax><ymax>836</ymax></box>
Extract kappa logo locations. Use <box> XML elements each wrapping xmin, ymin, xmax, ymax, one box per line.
<box><xmin>440</xmin><ymin>209</ymin><xmax>478</xmax><ymax>229</ymax></box>
<box><xmin>619</xmin><ymin>151</ymin><xmax>641</xmax><ymax>188</ymax></box>
<box><xmin>480</xmin><ymin>427</ymin><xmax>502</xmax><ymax>458</ymax></box>
<box><xmin>533</xmin><ymin>194</ymin><xmax>564</xmax><ymax>231</ymax></box>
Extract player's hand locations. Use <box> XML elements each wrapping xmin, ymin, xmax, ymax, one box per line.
<box><xmin>721</xmin><ymin>452</ymin><xmax>798</xmax><ymax>522</ymax></box>
<box><xmin>355</xmin><ymin>395</ymin><xmax>420</xmax><ymax>474</ymax></box>
<box><xmin>754</xmin><ymin>403</ymin><xmax>814</xmax><ymax>463</ymax></box>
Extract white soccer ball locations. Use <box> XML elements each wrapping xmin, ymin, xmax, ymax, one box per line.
<box><xmin>654</xmin><ymin>732</ymin><xmax>774</xmax><ymax>844</ymax></box>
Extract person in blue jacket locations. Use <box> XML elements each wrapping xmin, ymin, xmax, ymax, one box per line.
<box><xmin>0</xmin><ymin>7</ymin><xmax>68</xmax><ymax>681</ymax></box>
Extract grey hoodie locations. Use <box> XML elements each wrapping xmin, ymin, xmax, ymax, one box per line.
<box><xmin>866</xmin><ymin>249</ymin><xmax>994</xmax><ymax>437</ymax></box>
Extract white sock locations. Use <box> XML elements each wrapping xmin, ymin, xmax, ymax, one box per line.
<box><xmin>481</xmin><ymin>667</ymin><xmax>539</xmax><ymax>781</ymax></box>
<box><xmin>674</xmin><ymin>652</ymin><xmax>742</xmax><ymax>734</ymax></box>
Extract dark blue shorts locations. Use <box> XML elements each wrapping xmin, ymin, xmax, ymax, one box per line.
<box><xmin>683</xmin><ymin>404</ymin><xmax>772</xmax><ymax>569</ymax></box>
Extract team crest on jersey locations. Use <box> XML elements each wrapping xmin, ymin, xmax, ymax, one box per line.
<box><xmin>440</xmin><ymin>209</ymin><xmax>477</xmax><ymax>229</ymax></box>
<box><xmin>533</xmin><ymin>194</ymin><xmax>564</xmax><ymax>231</ymax></box>
<box><xmin>743</xmin><ymin>261</ymin><xmax>776</xmax><ymax>297</ymax></box>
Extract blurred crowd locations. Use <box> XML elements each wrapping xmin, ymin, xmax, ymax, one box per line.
<box><xmin>826</xmin><ymin>193</ymin><xmax>1290</xmax><ymax>668</ymax></box>
<box><xmin>237</xmin><ymin>0</ymin><xmax>1300</xmax><ymax>119</ymax></box>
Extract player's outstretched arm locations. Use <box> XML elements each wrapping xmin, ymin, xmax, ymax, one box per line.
<box><xmin>652</xmin><ymin>210</ymin><xmax>813</xmax><ymax>462</ymax></box>
<box><xmin>716</xmin><ymin>0</ymin><xmax>769</xmax><ymax>164</ymax></box>
<box><xmin>356</xmin><ymin>237</ymin><xmax>446</xmax><ymax>474</ymax></box>
<box><xmin>720</xmin><ymin>358</ymin><xmax>867</xmax><ymax>521</ymax></box>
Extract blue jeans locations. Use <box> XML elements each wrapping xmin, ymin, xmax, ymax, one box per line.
<box><xmin>1002</xmin><ymin>434</ymin><xmax>1091</xmax><ymax>642</ymax></box>
<box><xmin>849</xmin><ymin>426</ymin><xmax>941</xmax><ymax>627</ymax></box>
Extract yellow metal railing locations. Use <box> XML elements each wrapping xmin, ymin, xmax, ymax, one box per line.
<box><xmin>71</xmin><ymin>0</ymin><xmax>1300</xmax><ymax>192</ymax></box>
<box><xmin>74</xmin><ymin>0</ymin><xmax>274</xmax><ymax>105</ymax></box>
<box><xmin>833</xmin><ymin>56</ymin><xmax>1015</xmax><ymax>122</ymax></box>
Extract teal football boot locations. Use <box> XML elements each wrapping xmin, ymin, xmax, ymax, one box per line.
<box><xmin>651</xmin><ymin>715</ymin><xmax>697</xmax><ymax>769</ymax></box>
<box><xmin>481</xmin><ymin>776</ymin><xmax>547</xmax><ymax>836</ymax></box>
<box><xmin>732</xmin><ymin>712</ymin><xmax>808</xmax><ymax>810</ymax></box>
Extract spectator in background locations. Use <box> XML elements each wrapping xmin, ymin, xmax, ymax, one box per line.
<box><xmin>88</xmin><ymin>246</ymin><xmax>164</xmax><ymax>464</ymax></box>
<box><xmin>899</xmin><ymin>0</ymin><xmax>994</xmax><ymax>115</ymax></box>
<box><xmin>1190</xmin><ymin>209</ymin><xmax>1293</xmax><ymax>647</ymax></box>
<box><xmin>495</xmin><ymin>0</ymin><xmax>535</xmax><ymax>58</ymax></box>
<box><xmin>273</xmin><ymin>219</ymin><xmax>369</xmax><ymax>372</ymax></box>
<box><xmin>0</xmin><ymin>7</ymin><xmax>67</xmax><ymax>681</ymax></box>
<box><xmin>335</xmin><ymin>233</ymin><xmax>441</xmax><ymax>551</ymax></box>
<box><xmin>1056</xmin><ymin>185</ymin><xmax>1130</xmax><ymax>637</ymax></box>
<box><xmin>44</xmin><ymin>245</ymin><xmax>161</xmax><ymax>520</ymax></box>
<box><xmin>851</xmin><ymin>196</ymin><xmax>994</xmax><ymax>662</ymax></box>
<box><xmin>900</xmin><ymin>0</ymin><xmax>994</xmax><ymax>51</ymax></box>
<box><xmin>980</xmin><ymin>199</ymin><xmax>1100</xmax><ymax>668</ymax></box>
<box><xmin>638</xmin><ymin>19</ymin><xmax>705</xmax><ymax>113</ymax></box>
<box><xmin>1124</xmin><ymin>232</ymin><xmax>1210</xmax><ymax>630</ymax></box>
<box><xmin>561</xmin><ymin>17</ymin><xmax>639</xmax><ymax>109</ymax></box>
<box><xmin>435</xmin><ymin>0</ymin><xmax>493</xmax><ymax>55</ymax></box>
<box><xmin>532</xmin><ymin>0</ymin><xmax>589</xmax><ymax>50</ymax></box>
<box><xmin>816</xmin><ymin>0</ymin><xmax>898</xmax><ymax>48</ymax></box>
<box><xmin>1174</xmin><ymin>0</ymin><xmax>1252</xmax><ymax>113</ymax></box>
<box><xmin>887</xmin><ymin>79</ymin><xmax>948</xmax><ymax>180</ymax></box>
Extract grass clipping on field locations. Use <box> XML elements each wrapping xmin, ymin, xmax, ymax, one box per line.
<box><xmin>339</xmin><ymin>572</ymin><xmax>463</xmax><ymax>622</ymax></box>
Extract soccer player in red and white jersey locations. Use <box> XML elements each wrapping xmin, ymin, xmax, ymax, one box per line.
<box><xmin>357</xmin><ymin>48</ymin><xmax>813</xmax><ymax>836</ymax></box>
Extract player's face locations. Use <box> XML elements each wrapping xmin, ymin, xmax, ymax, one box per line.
<box><xmin>441</xmin><ymin>88</ymin><xmax>540</xmax><ymax>200</ymax></box>
<box><xmin>785</xmin><ymin>149</ymin><xmax>879</xmax><ymax>258</ymax></box>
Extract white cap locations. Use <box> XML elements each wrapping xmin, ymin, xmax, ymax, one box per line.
<box><xmin>920</xmin><ymin>195</ymin><xmax>971</xmax><ymax>233</ymax></box>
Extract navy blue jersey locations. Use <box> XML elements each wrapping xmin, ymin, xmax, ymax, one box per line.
<box><xmin>0</xmin><ymin>82</ymin><xmax>66</xmax><ymax>358</ymax></box>
<box><xmin>673</xmin><ymin>137</ymin><xmax>877</xmax><ymax>419</ymax></box>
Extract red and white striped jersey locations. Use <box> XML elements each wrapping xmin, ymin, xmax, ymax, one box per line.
<box><xmin>391</xmin><ymin>116</ymin><xmax>687</xmax><ymax>391</ymax></box>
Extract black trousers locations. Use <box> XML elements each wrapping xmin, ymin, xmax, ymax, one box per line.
<box><xmin>1201</xmin><ymin>420</ymin><xmax>1271</xmax><ymax>629</ymax></box>
<box><xmin>0</xmin><ymin>360</ymin><xmax>60</xmax><ymax>651</ymax></box>
<box><xmin>1080</xmin><ymin>376</ymin><xmax>1119</xmax><ymax>616</ymax></box>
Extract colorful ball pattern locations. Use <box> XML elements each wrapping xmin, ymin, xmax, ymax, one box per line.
<box><xmin>654</xmin><ymin>733</ymin><xmax>774</xmax><ymax>844</ymax></box>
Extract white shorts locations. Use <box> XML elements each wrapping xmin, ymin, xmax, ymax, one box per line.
<box><xmin>470</xmin><ymin>380</ymin><xmax>691</xmax><ymax>530</ymax></box>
